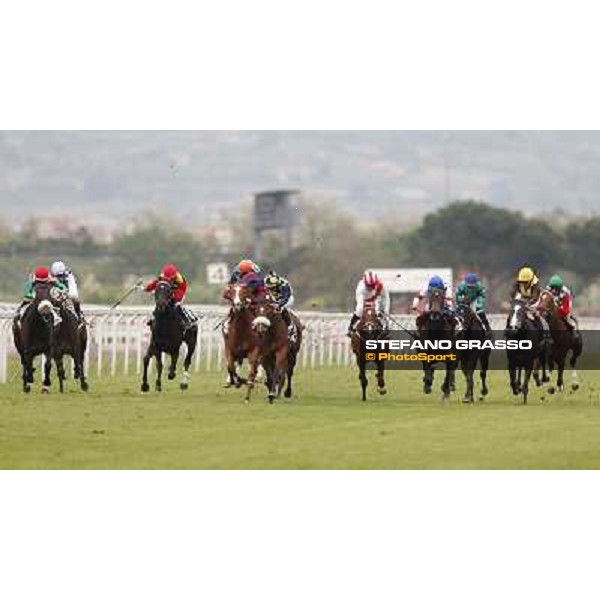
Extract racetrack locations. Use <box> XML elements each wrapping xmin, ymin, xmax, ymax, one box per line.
<box><xmin>2</xmin><ymin>366</ymin><xmax>600</xmax><ymax>469</ymax></box>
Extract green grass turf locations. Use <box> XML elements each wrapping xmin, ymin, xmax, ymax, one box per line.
<box><xmin>2</xmin><ymin>365</ymin><xmax>600</xmax><ymax>469</ymax></box>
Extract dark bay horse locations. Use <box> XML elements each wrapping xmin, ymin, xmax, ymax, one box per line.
<box><xmin>416</xmin><ymin>288</ymin><xmax>457</xmax><ymax>400</ymax></box>
<box><xmin>53</xmin><ymin>301</ymin><xmax>89</xmax><ymax>393</ymax></box>
<box><xmin>282</xmin><ymin>310</ymin><xmax>303</xmax><ymax>398</ymax></box>
<box><xmin>351</xmin><ymin>304</ymin><xmax>387</xmax><ymax>401</ymax></box>
<box><xmin>504</xmin><ymin>299</ymin><xmax>547</xmax><ymax>404</ymax></box>
<box><xmin>141</xmin><ymin>280</ymin><xmax>198</xmax><ymax>392</ymax></box>
<box><xmin>13</xmin><ymin>282</ymin><xmax>58</xmax><ymax>393</ymax></box>
<box><xmin>244</xmin><ymin>291</ymin><xmax>289</xmax><ymax>403</ymax></box>
<box><xmin>455</xmin><ymin>301</ymin><xmax>490</xmax><ymax>403</ymax></box>
<box><xmin>536</xmin><ymin>290</ymin><xmax>583</xmax><ymax>393</ymax></box>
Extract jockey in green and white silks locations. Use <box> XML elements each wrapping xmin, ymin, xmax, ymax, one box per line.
<box><xmin>50</xmin><ymin>260</ymin><xmax>82</xmax><ymax>319</ymax></box>
<box><xmin>455</xmin><ymin>273</ymin><xmax>492</xmax><ymax>335</ymax></box>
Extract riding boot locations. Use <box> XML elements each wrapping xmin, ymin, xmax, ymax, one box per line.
<box><xmin>478</xmin><ymin>312</ymin><xmax>493</xmax><ymax>339</ymax></box>
<box><xmin>347</xmin><ymin>313</ymin><xmax>359</xmax><ymax>337</ymax></box>
<box><xmin>281</xmin><ymin>308</ymin><xmax>297</xmax><ymax>343</ymax></box>
<box><xmin>177</xmin><ymin>305</ymin><xmax>197</xmax><ymax>331</ymax></box>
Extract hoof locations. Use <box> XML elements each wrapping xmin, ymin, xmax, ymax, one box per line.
<box><xmin>24</xmin><ymin>384</ymin><xmax>31</xmax><ymax>394</ymax></box>
<box><xmin>378</xmin><ymin>388</ymin><xmax>387</xmax><ymax>396</ymax></box>
<box><xmin>223</xmin><ymin>382</ymin><xmax>233</xmax><ymax>389</ymax></box>
<box><xmin>168</xmin><ymin>372</ymin><xmax>176</xmax><ymax>381</ymax></box>
<box><xmin>180</xmin><ymin>382</ymin><xmax>189</xmax><ymax>391</ymax></box>
<box><xmin>424</xmin><ymin>387</ymin><xmax>432</xmax><ymax>395</ymax></box>
<box><xmin>284</xmin><ymin>389</ymin><xmax>292</xmax><ymax>398</ymax></box>
<box><xmin>81</xmin><ymin>381</ymin><xmax>89</xmax><ymax>392</ymax></box>
<box><xmin>478</xmin><ymin>396</ymin><xmax>485</xmax><ymax>402</ymax></box>
<box><xmin>572</xmin><ymin>383</ymin><xmax>580</xmax><ymax>391</ymax></box>
<box><xmin>548</xmin><ymin>386</ymin><xmax>556</xmax><ymax>395</ymax></box>
<box><xmin>481</xmin><ymin>388</ymin><xmax>489</xmax><ymax>397</ymax></box>
<box><xmin>155</xmin><ymin>385</ymin><xmax>162</xmax><ymax>392</ymax></box>
<box><xmin>268</xmin><ymin>395</ymin><xmax>275</xmax><ymax>404</ymax></box>
<box><xmin>141</xmin><ymin>383</ymin><xmax>150</xmax><ymax>393</ymax></box>
<box><xmin>41</xmin><ymin>387</ymin><xmax>50</xmax><ymax>394</ymax></box>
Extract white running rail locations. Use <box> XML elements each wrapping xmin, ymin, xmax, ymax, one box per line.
<box><xmin>1</xmin><ymin>305</ymin><xmax>599</xmax><ymax>383</ymax></box>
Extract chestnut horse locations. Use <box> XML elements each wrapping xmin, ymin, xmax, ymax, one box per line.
<box><xmin>536</xmin><ymin>289</ymin><xmax>583</xmax><ymax>393</ymax></box>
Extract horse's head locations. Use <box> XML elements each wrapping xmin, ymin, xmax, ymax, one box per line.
<box><xmin>536</xmin><ymin>290</ymin><xmax>556</xmax><ymax>318</ymax></box>
<box><xmin>154</xmin><ymin>280</ymin><xmax>173</xmax><ymax>313</ymax></box>
<box><xmin>428</xmin><ymin>288</ymin><xmax>445</xmax><ymax>317</ymax></box>
<box><xmin>506</xmin><ymin>300</ymin><xmax>528</xmax><ymax>335</ymax></box>
<box><xmin>250</xmin><ymin>296</ymin><xmax>274</xmax><ymax>336</ymax></box>
<box><xmin>31</xmin><ymin>282</ymin><xmax>55</xmax><ymax>323</ymax></box>
<box><xmin>359</xmin><ymin>305</ymin><xmax>380</xmax><ymax>333</ymax></box>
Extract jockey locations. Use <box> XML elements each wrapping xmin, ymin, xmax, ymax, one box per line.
<box><xmin>347</xmin><ymin>270</ymin><xmax>390</xmax><ymax>336</ymax></box>
<box><xmin>50</xmin><ymin>260</ymin><xmax>82</xmax><ymax>318</ymax></box>
<box><xmin>20</xmin><ymin>266</ymin><xmax>65</xmax><ymax>325</ymax></box>
<box><xmin>455</xmin><ymin>273</ymin><xmax>491</xmax><ymax>334</ymax></box>
<box><xmin>264</xmin><ymin>270</ymin><xmax>297</xmax><ymax>342</ymax></box>
<box><xmin>547</xmin><ymin>274</ymin><xmax>579</xmax><ymax>333</ymax></box>
<box><xmin>143</xmin><ymin>263</ymin><xmax>197</xmax><ymax>330</ymax></box>
<box><xmin>511</xmin><ymin>266</ymin><xmax>549</xmax><ymax>334</ymax></box>
<box><xmin>511</xmin><ymin>266</ymin><xmax>541</xmax><ymax>303</ymax></box>
<box><xmin>229</xmin><ymin>259</ymin><xmax>262</xmax><ymax>284</ymax></box>
<box><xmin>412</xmin><ymin>275</ymin><xmax>454</xmax><ymax>319</ymax></box>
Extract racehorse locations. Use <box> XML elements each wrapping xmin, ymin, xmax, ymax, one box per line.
<box><xmin>222</xmin><ymin>282</ymin><xmax>255</xmax><ymax>388</ymax></box>
<box><xmin>13</xmin><ymin>282</ymin><xmax>58</xmax><ymax>393</ymax></box>
<box><xmin>141</xmin><ymin>280</ymin><xmax>198</xmax><ymax>392</ymax></box>
<box><xmin>244</xmin><ymin>291</ymin><xmax>289</xmax><ymax>403</ymax></box>
<box><xmin>455</xmin><ymin>300</ymin><xmax>490</xmax><ymax>403</ymax></box>
<box><xmin>416</xmin><ymin>288</ymin><xmax>457</xmax><ymax>400</ymax></box>
<box><xmin>536</xmin><ymin>289</ymin><xmax>583</xmax><ymax>393</ymax></box>
<box><xmin>504</xmin><ymin>299</ymin><xmax>547</xmax><ymax>404</ymax></box>
<box><xmin>351</xmin><ymin>304</ymin><xmax>386</xmax><ymax>401</ymax></box>
<box><xmin>53</xmin><ymin>299</ymin><xmax>89</xmax><ymax>393</ymax></box>
<box><xmin>281</xmin><ymin>310</ymin><xmax>304</xmax><ymax>398</ymax></box>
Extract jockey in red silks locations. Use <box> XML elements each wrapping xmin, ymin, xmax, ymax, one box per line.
<box><xmin>142</xmin><ymin>263</ymin><xmax>197</xmax><ymax>330</ymax></box>
<box><xmin>547</xmin><ymin>274</ymin><xmax>579</xmax><ymax>333</ymax></box>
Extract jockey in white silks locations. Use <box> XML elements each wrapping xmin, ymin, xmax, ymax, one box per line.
<box><xmin>347</xmin><ymin>271</ymin><xmax>391</xmax><ymax>336</ymax></box>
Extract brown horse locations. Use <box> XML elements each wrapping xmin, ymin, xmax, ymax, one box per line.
<box><xmin>536</xmin><ymin>290</ymin><xmax>583</xmax><ymax>393</ymax></box>
<box><xmin>244</xmin><ymin>291</ymin><xmax>289</xmax><ymax>403</ymax></box>
<box><xmin>351</xmin><ymin>304</ymin><xmax>386</xmax><ymax>401</ymax></box>
<box><xmin>222</xmin><ymin>282</ymin><xmax>256</xmax><ymax>388</ymax></box>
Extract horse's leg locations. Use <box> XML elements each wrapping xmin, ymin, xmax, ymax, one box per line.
<box><xmin>56</xmin><ymin>356</ymin><xmax>66</xmax><ymax>393</ymax></box>
<box><xmin>42</xmin><ymin>352</ymin><xmax>52</xmax><ymax>393</ymax></box>
<box><xmin>22</xmin><ymin>349</ymin><xmax>33</xmax><ymax>393</ymax></box>
<box><xmin>284</xmin><ymin>348</ymin><xmax>297</xmax><ymax>398</ymax></box>
<box><xmin>181</xmin><ymin>330</ymin><xmax>197</xmax><ymax>390</ymax></box>
<box><xmin>556</xmin><ymin>356</ymin><xmax>566</xmax><ymax>392</ymax></box>
<box><xmin>376</xmin><ymin>359</ymin><xmax>386</xmax><ymax>395</ymax></box>
<box><xmin>441</xmin><ymin>363</ymin><xmax>452</xmax><ymax>401</ymax></box>
<box><xmin>462</xmin><ymin>364</ymin><xmax>474</xmax><ymax>403</ymax></box>
<box><xmin>141</xmin><ymin>343</ymin><xmax>153</xmax><ymax>392</ymax></box>
<box><xmin>269</xmin><ymin>346</ymin><xmax>287</xmax><ymax>402</ymax></box>
<box><xmin>358</xmin><ymin>358</ymin><xmax>368</xmax><ymax>401</ymax></box>
<box><xmin>155</xmin><ymin>350</ymin><xmax>163</xmax><ymax>392</ymax></box>
<box><xmin>570</xmin><ymin>340</ymin><xmax>582</xmax><ymax>391</ymax></box>
<box><xmin>167</xmin><ymin>351</ymin><xmax>178</xmax><ymax>381</ymax></box>
<box><xmin>479</xmin><ymin>351</ymin><xmax>490</xmax><ymax>399</ymax></box>
<box><xmin>245</xmin><ymin>349</ymin><xmax>261</xmax><ymax>403</ymax></box>
<box><xmin>522</xmin><ymin>366</ymin><xmax>533</xmax><ymax>405</ymax></box>
<box><xmin>422</xmin><ymin>364</ymin><xmax>433</xmax><ymax>394</ymax></box>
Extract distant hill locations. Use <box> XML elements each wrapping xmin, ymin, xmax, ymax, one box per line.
<box><xmin>1</xmin><ymin>130</ymin><xmax>599</xmax><ymax>229</ymax></box>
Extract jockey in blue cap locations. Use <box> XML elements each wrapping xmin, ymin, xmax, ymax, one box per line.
<box><xmin>412</xmin><ymin>275</ymin><xmax>455</xmax><ymax>322</ymax></box>
<box><xmin>455</xmin><ymin>273</ymin><xmax>491</xmax><ymax>335</ymax></box>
